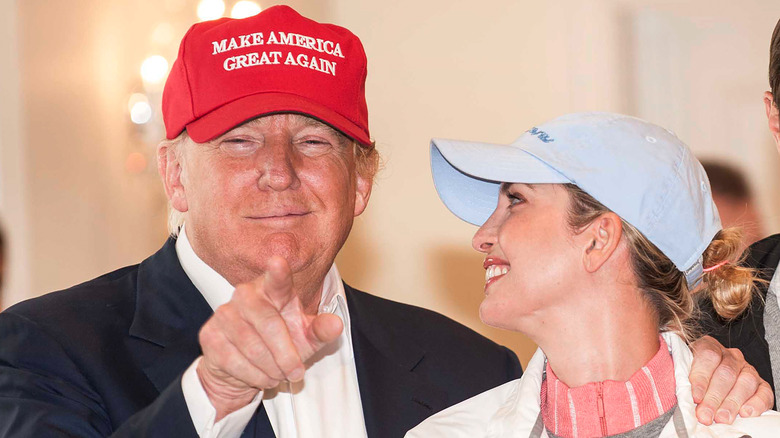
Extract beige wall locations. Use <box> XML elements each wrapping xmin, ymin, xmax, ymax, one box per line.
<box><xmin>331</xmin><ymin>0</ymin><xmax>630</xmax><ymax>365</ymax></box>
<box><xmin>0</xmin><ymin>0</ymin><xmax>30</xmax><ymax>309</ymax></box>
<box><xmin>4</xmin><ymin>0</ymin><xmax>780</xmax><ymax>366</ymax></box>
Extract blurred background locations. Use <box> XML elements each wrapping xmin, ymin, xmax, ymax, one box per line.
<box><xmin>1</xmin><ymin>0</ymin><xmax>779</xmax><ymax>367</ymax></box>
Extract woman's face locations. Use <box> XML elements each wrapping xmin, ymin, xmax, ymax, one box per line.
<box><xmin>472</xmin><ymin>183</ymin><xmax>584</xmax><ymax>331</ymax></box>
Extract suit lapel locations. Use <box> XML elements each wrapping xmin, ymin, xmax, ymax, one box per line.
<box><xmin>129</xmin><ymin>238</ymin><xmax>214</xmax><ymax>392</ymax></box>
<box><xmin>346</xmin><ymin>285</ymin><xmax>450</xmax><ymax>438</ymax></box>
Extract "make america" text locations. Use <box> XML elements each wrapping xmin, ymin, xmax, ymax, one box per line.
<box><xmin>212</xmin><ymin>31</ymin><xmax>345</xmax><ymax>58</ymax></box>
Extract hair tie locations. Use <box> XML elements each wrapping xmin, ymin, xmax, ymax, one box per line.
<box><xmin>703</xmin><ymin>260</ymin><xmax>729</xmax><ymax>273</ymax></box>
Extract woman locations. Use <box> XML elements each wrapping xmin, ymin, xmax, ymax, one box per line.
<box><xmin>408</xmin><ymin>112</ymin><xmax>780</xmax><ymax>437</ymax></box>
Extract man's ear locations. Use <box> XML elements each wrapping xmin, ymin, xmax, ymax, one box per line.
<box><xmin>157</xmin><ymin>141</ymin><xmax>188</xmax><ymax>213</ymax></box>
<box><xmin>763</xmin><ymin>91</ymin><xmax>780</xmax><ymax>149</ymax></box>
<box><xmin>581</xmin><ymin>212</ymin><xmax>623</xmax><ymax>273</ymax></box>
<box><xmin>353</xmin><ymin>171</ymin><xmax>373</xmax><ymax>217</ymax></box>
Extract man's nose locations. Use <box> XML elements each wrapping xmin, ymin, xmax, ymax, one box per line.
<box><xmin>258</xmin><ymin>140</ymin><xmax>300</xmax><ymax>191</ymax></box>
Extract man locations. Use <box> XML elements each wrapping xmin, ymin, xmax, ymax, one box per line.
<box><xmin>700</xmin><ymin>17</ymin><xmax>780</xmax><ymax>411</ymax></box>
<box><xmin>701</xmin><ymin>160</ymin><xmax>765</xmax><ymax>253</ymax></box>
<box><xmin>0</xmin><ymin>5</ymin><xmax>771</xmax><ymax>437</ymax></box>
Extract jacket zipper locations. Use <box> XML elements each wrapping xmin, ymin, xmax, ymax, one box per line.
<box><xmin>596</xmin><ymin>382</ymin><xmax>607</xmax><ymax>436</ymax></box>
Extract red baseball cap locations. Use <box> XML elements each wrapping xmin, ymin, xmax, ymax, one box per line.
<box><xmin>162</xmin><ymin>5</ymin><xmax>371</xmax><ymax>146</ymax></box>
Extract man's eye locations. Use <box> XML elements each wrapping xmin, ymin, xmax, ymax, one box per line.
<box><xmin>297</xmin><ymin>137</ymin><xmax>334</xmax><ymax>155</ymax></box>
<box><xmin>220</xmin><ymin>139</ymin><xmax>258</xmax><ymax>156</ymax></box>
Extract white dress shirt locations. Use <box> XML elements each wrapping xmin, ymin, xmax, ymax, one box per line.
<box><xmin>176</xmin><ymin>227</ymin><xmax>368</xmax><ymax>438</ymax></box>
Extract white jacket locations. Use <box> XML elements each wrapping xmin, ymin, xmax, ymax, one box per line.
<box><xmin>406</xmin><ymin>332</ymin><xmax>780</xmax><ymax>437</ymax></box>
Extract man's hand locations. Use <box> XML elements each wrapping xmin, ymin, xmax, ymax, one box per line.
<box><xmin>196</xmin><ymin>256</ymin><xmax>343</xmax><ymax>421</ymax></box>
<box><xmin>689</xmin><ymin>335</ymin><xmax>774</xmax><ymax>425</ymax></box>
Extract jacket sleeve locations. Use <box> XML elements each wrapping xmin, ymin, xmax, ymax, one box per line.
<box><xmin>0</xmin><ymin>311</ymin><xmax>198</xmax><ymax>437</ymax></box>
<box><xmin>112</xmin><ymin>376</ymin><xmax>200</xmax><ymax>437</ymax></box>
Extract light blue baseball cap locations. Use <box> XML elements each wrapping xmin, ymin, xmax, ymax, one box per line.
<box><xmin>430</xmin><ymin>112</ymin><xmax>721</xmax><ymax>287</ymax></box>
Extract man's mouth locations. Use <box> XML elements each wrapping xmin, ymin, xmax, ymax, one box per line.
<box><xmin>483</xmin><ymin>257</ymin><xmax>510</xmax><ymax>289</ymax></box>
<box><xmin>246</xmin><ymin>207</ymin><xmax>311</xmax><ymax>220</ymax></box>
<box><xmin>249</xmin><ymin>213</ymin><xmax>309</xmax><ymax>219</ymax></box>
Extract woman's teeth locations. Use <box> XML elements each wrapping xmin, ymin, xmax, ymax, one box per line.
<box><xmin>485</xmin><ymin>265</ymin><xmax>509</xmax><ymax>282</ymax></box>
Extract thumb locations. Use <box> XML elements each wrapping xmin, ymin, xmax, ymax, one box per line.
<box><xmin>308</xmin><ymin>313</ymin><xmax>343</xmax><ymax>347</ymax></box>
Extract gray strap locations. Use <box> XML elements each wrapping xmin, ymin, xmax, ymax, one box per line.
<box><xmin>529</xmin><ymin>411</ymin><xmax>545</xmax><ymax>438</ymax></box>
<box><xmin>672</xmin><ymin>405</ymin><xmax>689</xmax><ymax>438</ymax></box>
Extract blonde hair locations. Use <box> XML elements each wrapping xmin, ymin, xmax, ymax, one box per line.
<box><xmin>159</xmin><ymin>129</ymin><xmax>380</xmax><ymax>237</ymax></box>
<box><xmin>563</xmin><ymin>184</ymin><xmax>757</xmax><ymax>342</ymax></box>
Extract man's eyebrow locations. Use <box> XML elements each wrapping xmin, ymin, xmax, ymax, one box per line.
<box><xmin>300</xmin><ymin>117</ymin><xmax>351</xmax><ymax>145</ymax></box>
<box><xmin>300</xmin><ymin>117</ymin><xmax>339</xmax><ymax>132</ymax></box>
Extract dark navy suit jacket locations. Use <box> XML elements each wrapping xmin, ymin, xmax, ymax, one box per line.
<box><xmin>0</xmin><ymin>239</ymin><xmax>522</xmax><ymax>437</ymax></box>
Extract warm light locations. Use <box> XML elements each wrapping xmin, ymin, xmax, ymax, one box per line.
<box><xmin>197</xmin><ymin>0</ymin><xmax>225</xmax><ymax>21</ymax></box>
<box><xmin>231</xmin><ymin>1</ymin><xmax>261</xmax><ymax>19</ymax></box>
<box><xmin>125</xmin><ymin>152</ymin><xmax>148</xmax><ymax>174</ymax></box>
<box><xmin>128</xmin><ymin>93</ymin><xmax>153</xmax><ymax>124</ymax></box>
<box><xmin>140</xmin><ymin>55</ymin><xmax>169</xmax><ymax>84</ymax></box>
<box><xmin>151</xmin><ymin>22</ymin><xmax>175</xmax><ymax>46</ymax></box>
<box><xmin>127</xmin><ymin>93</ymin><xmax>149</xmax><ymax>112</ymax></box>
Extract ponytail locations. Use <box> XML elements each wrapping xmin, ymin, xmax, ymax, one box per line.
<box><xmin>700</xmin><ymin>228</ymin><xmax>760</xmax><ymax>320</ymax></box>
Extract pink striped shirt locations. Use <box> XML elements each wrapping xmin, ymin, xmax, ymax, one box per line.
<box><xmin>540</xmin><ymin>336</ymin><xmax>677</xmax><ymax>437</ymax></box>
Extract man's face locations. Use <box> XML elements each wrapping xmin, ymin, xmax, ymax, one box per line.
<box><xmin>163</xmin><ymin>113</ymin><xmax>372</xmax><ymax>297</ymax></box>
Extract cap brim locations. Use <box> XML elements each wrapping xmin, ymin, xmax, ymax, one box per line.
<box><xmin>184</xmin><ymin>92</ymin><xmax>372</xmax><ymax>146</ymax></box>
<box><xmin>431</xmin><ymin>138</ymin><xmax>570</xmax><ymax>226</ymax></box>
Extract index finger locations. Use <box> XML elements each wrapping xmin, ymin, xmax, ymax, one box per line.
<box><xmin>263</xmin><ymin>256</ymin><xmax>295</xmax><ymax>307</ymax></box>
<box><xmin>689</xmin><ymin>335</ymin><xmax>727</xmax><ymax>404</ymax></box>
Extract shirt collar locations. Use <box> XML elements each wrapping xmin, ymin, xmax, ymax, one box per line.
<box><xmin>495</xmin><ymin>332</ymin><xmax>699</xmax><ymax>436</ymax></box>
<box><xmin>175</xmin><ymin>226</ymin><xmax>351</xmax><ymax>334</ymax></box>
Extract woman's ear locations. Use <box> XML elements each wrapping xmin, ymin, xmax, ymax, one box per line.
<box><xmin>582</xmin><ymin>212</ymin><xmax>623</xmax><ymax>273</ymax></box>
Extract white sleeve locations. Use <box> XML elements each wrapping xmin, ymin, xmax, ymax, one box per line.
<box><xmin>181</xmin><ymin>356</ymin><xmax>264</xmax><ymax>438</ymax></box>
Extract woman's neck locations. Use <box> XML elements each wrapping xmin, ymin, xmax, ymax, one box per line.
<box><xmin>529</xmin><ymin>283</ymin><xmax>661</xmax><ymax>386</ymax></box>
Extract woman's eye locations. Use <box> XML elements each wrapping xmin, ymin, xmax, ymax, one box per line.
<box><xmin>220</xmin><ymin>139</ymin><xmax>258</xmax><ymax>156</ymax></box>
<box><xmin>507</xmin><ymin>193</ymin><xmax>526</xmax><ymax>207</ymax></box>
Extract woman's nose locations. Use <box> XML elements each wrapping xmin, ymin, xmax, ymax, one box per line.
<box><xmin>472</xmin><ymin>214</ymin><xmax>498</xmax><ymax>253</ymax></box>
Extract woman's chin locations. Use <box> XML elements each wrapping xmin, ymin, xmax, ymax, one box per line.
<box><xmin>479</xmin><ymin>301</ymin><xmax>515</xmax><ymax>331</ymax></box>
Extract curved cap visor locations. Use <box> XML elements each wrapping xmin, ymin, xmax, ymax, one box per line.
<box><xmin>185</xmin><ymin>92</ymin><xmax>372</xmax><ymax>145</ymax></box>
<box><xmin>430</xmin><ymin>138</ymin><xmax>570</xmax><ymax>226</ymax></box>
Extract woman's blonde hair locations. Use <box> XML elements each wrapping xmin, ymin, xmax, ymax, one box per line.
<box><xmin>563</xmin><ymin>184</ymin><xmax>757</xmax><ymax>342</ymax></box>
<box><xmin>159</xmin><ymin>129</ymin><xmax>380</xmax><ymax>237</ymax></box>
